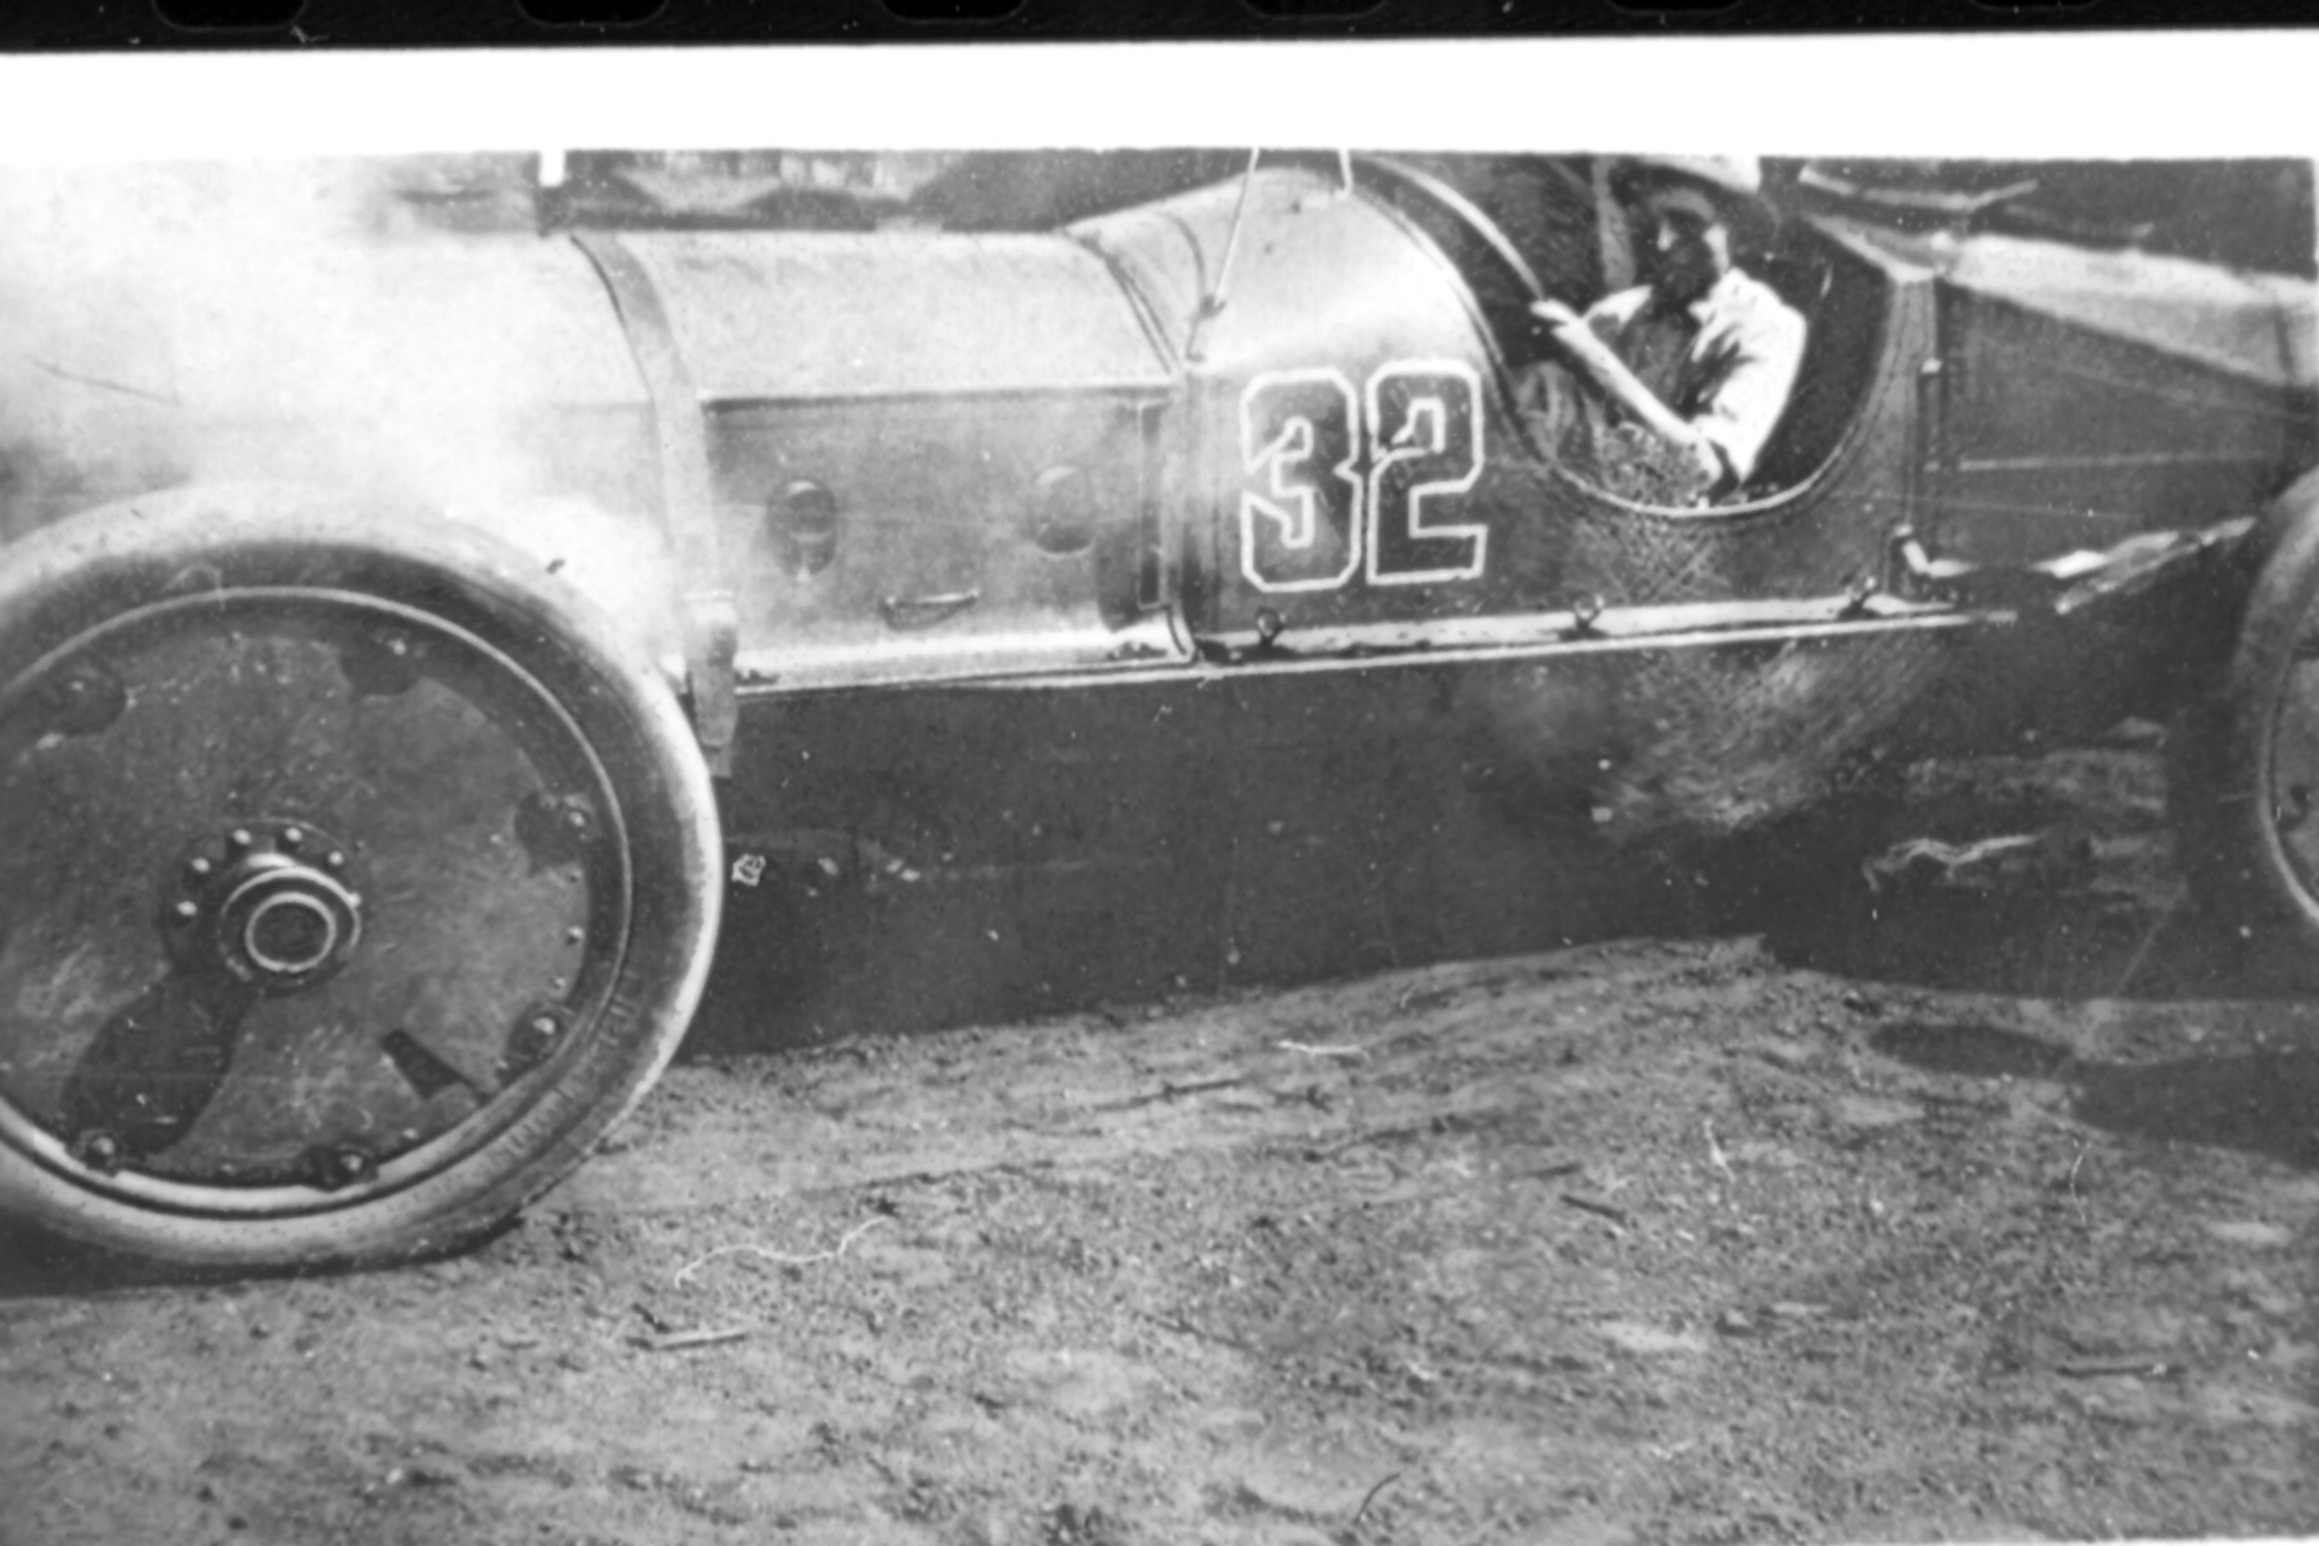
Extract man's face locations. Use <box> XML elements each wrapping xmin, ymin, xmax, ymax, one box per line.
<box><xmin>1628</xmin><ymin>183</ymin><xmax>1731</xmax><ymax>305</ymax></box>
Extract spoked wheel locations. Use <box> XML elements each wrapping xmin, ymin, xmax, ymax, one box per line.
<box><xmin>0</xmin><ymin>488</ymin><xmax>720</xmax><ymax>1272</ymax></box>
<box><xmin>2172</xmin><ymin>500</ymin><xmax>2319</xmax><ymax>971</ymax></box>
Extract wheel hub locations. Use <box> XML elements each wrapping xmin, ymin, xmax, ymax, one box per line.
<box><xmin>163</xmin><ymin>820</ymin><xmax>365</xmax><ymax>994</ymax></box>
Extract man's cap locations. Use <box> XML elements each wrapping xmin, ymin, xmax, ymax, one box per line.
<box><xmin>1625</xmin><ymin>155</ymin><xmax>1763</xmax><ymax>202</ymax></box>
<box><xmin>1613</xmin><ymin>155</ymin><xmax>1777</xmax><ymax>248</ymax></box>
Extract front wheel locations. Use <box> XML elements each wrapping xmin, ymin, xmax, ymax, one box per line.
<box><xmin>0</xmin><ymin>486</ymin><xmax>721</xmax><ymax>1273</ymax></box>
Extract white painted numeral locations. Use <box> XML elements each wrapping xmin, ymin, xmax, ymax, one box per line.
<box><xmin>1367</xmin><ymin>361</ymin><xmax>1486</xmax><ymax>585</ymax></box>
<box><xmin>1238</xmin><ymin>361</ymin><xmax>1486</xmax><ymax>595</ymax></box>
<box><xmin>1239</xmin><ymin>369</ymin><xmax>1363</xmax><ymax>593</ymax></box>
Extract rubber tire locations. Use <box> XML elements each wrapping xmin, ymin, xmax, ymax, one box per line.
<box><xmin>2171</xmin><ymin>498</ymin><xmax>2319</xmax><ymax>968</ymax></box>
<box><xmin>0</xmin><ymin>485</ymin><xmax>722</xmax><ymax>1274</ymax></box>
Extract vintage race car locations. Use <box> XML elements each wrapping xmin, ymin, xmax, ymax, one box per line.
<box><xmin>1</xmin><ymin>151</ymin><xmax>2314</xmax><ymax>1272</ymax></box>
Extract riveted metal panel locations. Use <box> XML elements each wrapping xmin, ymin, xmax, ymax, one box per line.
<box><xmin>718</xmin><ymin>391</ymin><xmax>1180</xmax><ymax>690</ymax></box>
<box><xmin>570</xmin><ymin>229</ymin><xmax>1183</xmax><ymax>693</ymax></box>
<box><xmin>1924</xmin><ymin>242</ymin><xmax>2318</xmax><ymax>567</ymax></box>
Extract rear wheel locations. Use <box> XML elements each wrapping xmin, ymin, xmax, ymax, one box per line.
<box><xmin>2172</xmin><ymin>504</ymin><xmax>2319</xmax><ymax>968</ymax></box>
<box><xmin>0</xmin><ymin>487</ymin><xmax>720</xmax><ymax>1272</ymax></box>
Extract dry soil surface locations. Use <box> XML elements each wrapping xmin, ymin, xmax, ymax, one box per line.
<box><xmin>4</xmin><ymin>745</ymin><xmax>2318</xmax><ymax>1546</ymax></box>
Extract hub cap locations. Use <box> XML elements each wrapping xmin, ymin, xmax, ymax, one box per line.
<box><xmin>164</xmin><ymin>820</ymin><xmax>365</xmax><ymax>994</ymax></box>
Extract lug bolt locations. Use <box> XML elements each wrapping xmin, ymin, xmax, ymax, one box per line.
<box><xmin>172</xmin><ymin>900</ymin><xmax>199</xmax><ymax>923</ymax></box>
<box><xmin>500</xmin><ymin>1007</ymin><xmax>565</xmax><ymax>1080</ymax></box>
<box><xmin>228</xmin><ymin>829</ymin><xmax>253</xmax><ymax>852</ymax></box>
<box><xmin>309</xmin><ymin>1146</ymin><xmax>373</xmax><ymax>1189</ymax></box>
<box><xmin>187</xmin><ymin>856</ymin><xmax>214</xmax><ymax>879</ymax></box>
<box><xmin>76</xmin><ymin>1131</ymin><xmax>123</xmax><ymax>1172</ymax></box>
<box><xmin>281</xmin><ymin>827</ymin><xmax>304</xmax><ymax>850</ymax></box>
<box><xmin>42</xmin><ymin>665</ymin><xmax>127</xmax><ymax>737</ymax></box>
<box><xmin>325</xmin><ymin>851</ymin><xmax>347</xmax><ymax>871</ymax></box>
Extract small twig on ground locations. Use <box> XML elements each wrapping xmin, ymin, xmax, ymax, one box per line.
<box><xmin>2111</xmin><ymin>879</ymin><xmax>2183</xmax><ymax>997</ymax></box>
<box><xmin>1279</xmin><ymin>1039</ymin><xmax>1370</xmax><ymax>1061</ymax></box>
<box><xmin>824</xmin><ymin>1156</ymin><xmax>1058</xmax><ymax>1194</ymax></box>
<box><xmin>1351</xmin><ymin>1470</ymin><xmax>1403</xmax><ymax>1529</ymax></box>
<box><xmin>1144</xmin><ymin>1311</ymin><xmax>1257</xmax><ymax>1355</ymax></box>
<box><xmin>1860</xmin><ymin>833</ymin><xmax>2044</xmax><ymax>895</ymax></box>
<box><xmin>2057</xmin><ymin>1357</ymin><xmax>2176</xmax><ymax>1379</ymax></box>
<box><xmin>1520</xmin><ymin>1159</ymin><xmax>1586</xmax><ymax>1181</ymax></box>
<box><xmin>1112</xmin><ymin>1076</ymin><xmax>1246</xmax><ymax>1112</ymax></box>
<box><xmin>633</xmin><ymin>1326</ymin><xmax>753</xmax><ymax>1353</ymax></box>
<box><xmin>1704</xmin><ymin>1120</ymin><xmax>1736</xmax><ymax>1187</ymax></box>
<box><xmin>1561</xmin><ymin>1193</ymin><xmax>1635</xmax><ymax>1229</ymax></box>
<box><xmin>673</xmin><ymin>1216</ymin><xmax>892</xmax><ymax>1287</ymax></box>
<box><xmin>1304</xmin><ymin>1122</ymin><xmax>1432</xmax><ymax>1160</ymax></box>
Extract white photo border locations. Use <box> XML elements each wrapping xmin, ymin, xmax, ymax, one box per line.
<box><xmin>0</xmin><ymin>34</ymin><xmax>2315</xmax><ymax>165</ymax></box>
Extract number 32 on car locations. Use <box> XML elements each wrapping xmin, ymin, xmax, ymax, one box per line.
<box><xmin>1238</xmin><ymin>360</ymin><xmax>1487</xmax><ymax>593</ymax></box>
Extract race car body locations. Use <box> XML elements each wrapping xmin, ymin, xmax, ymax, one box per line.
<box><xmin>0</xmin><ymin>151</ymin><xmax>2313</xmax><ymax>1272</ymax></box>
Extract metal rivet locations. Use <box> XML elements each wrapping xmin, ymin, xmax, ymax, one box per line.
<box><xmin>325</xmin><ymin>851</ymin><xmax>346</xmax><ymax>871</ymax></box>
<box><xmin>187</xmin><ymin>857</ymin><xmax>213</xmax><ymax>879</ymax></box>
<box><xmin>564</xmin><ymin>927</ymin><xmax>584</xmax><ymax>944</ymax></box>
<box><xmin>309</xmin><ymin>1146</ymin><xmax>374</xmax><ymax>1189</ymax></box>
<box><xmin>530</xmin><ymin>1014</ymin><xmax>559</xmax><ymax>1039</ymax></box>
<box><xmin>281</xmin><ymin>827</ymin><xmax>304</xmax><ymax>849</ymax></box>
<box><xmin>172</xmin><ymin>900</ymin><xmax>199</xmax><ymax>922</ymax></box>
<box><xmin>228</xmin><ymin>829</ymin><xmax>253</xmax><ymax>851</ymax></box>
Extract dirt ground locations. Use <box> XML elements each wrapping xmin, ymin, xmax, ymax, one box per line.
<box><xmin>4</xmin><ymin>740</ymin><xmax>2318</xmax><ymax>1546</ymax></box>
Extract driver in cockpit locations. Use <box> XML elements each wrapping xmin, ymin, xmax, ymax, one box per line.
<box><xmin>1525</xmin><ymin>155</ymin><xmax>1806</xmax><ymax>506</ymax></box>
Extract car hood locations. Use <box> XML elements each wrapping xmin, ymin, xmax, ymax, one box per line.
<box><xmin>1853</xmin><ymin>221</ymin><xmax>2318</xmax><ymax>393</ymax></box>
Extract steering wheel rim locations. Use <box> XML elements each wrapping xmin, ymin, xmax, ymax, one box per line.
<box><xmin>1353</xmin><ymin>154</ymin><xmax>1556</xmax><ymax>310</ymax></box>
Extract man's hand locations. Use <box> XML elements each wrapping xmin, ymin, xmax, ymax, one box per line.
<box><xmin>1530</xmin><ymin>297</ymin><xmax>1583</xmax><ymax>330</ymax></box>
<box><xmin>1529</xmin><ymin>297</ymin><xmax>1587</xmax><ymax>345</ymax></box>
<box><xmin>1530</xmin><ymin>299</ymin><xmax>1618</xmax><ymax>378</ymax></box>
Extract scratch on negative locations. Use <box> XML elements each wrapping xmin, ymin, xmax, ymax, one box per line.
<box><xmin>30</xmin><ymin>358</ymin><xmax>181</xmax><ymax>407</ymax></box>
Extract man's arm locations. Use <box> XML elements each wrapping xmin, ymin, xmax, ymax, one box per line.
<box><xmin>1530</xmin><ymin>298</ymin><xmax>1722</xmax><ymax>487</ymax></box>
<box><xmin>1685</xmin><ymin>302</ymin><xmax>1807</xmax><ymax>489</ymax></box>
